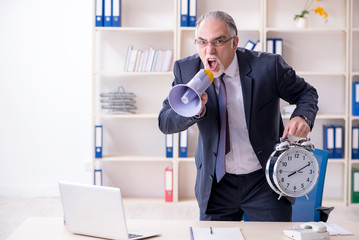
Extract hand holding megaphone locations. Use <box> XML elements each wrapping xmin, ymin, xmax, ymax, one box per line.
<box><xmin>168</xmin><ymin>69</ymin><xmax>214</xmax><ymax>117</ymax></box>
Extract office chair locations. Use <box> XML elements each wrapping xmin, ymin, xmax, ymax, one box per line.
<box><xmin>291</xmin><ymin>149</ymin><xmax>334</xmax><ymax>222</ymax></box>
<box><xmin>243</xmin><ymin>149</ymin><xmax>333</xmax><ymax>222</ymax></box>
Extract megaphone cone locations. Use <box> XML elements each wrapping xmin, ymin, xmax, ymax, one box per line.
<box><xmin>168</xmin><ymin>69</ymin><xmax>214</xmax><ymax>117</ymax></box>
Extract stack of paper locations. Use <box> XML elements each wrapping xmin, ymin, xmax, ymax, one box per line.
<box><xmin>100</xmin><ymin>86</ymin><xmax>136</xmax><ymax>114</ymax></box>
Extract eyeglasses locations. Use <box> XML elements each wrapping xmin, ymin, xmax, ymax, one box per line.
<box><xmin>194</xmin><ymin>36</ymin><xmax>235</xmax><ymax>48</ymax></box>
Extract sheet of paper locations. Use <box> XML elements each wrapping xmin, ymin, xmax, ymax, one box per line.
<box><xmin>324</xmin><ymin>223</ymin><xmax>353</xmax><ymax>235</ymax></box>
<box><xmin>191</xmin><ymin>227</ymin><xmax>245</xmax><ymax>240</ymax></box>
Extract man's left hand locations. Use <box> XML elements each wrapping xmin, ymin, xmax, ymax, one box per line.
<box><xmin>282</xmin><ymin>116</ymin><xmax>310</xmax><ymax>138</ymax></box>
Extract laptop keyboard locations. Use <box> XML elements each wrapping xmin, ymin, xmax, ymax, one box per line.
<box><xmin>128</xmin><ymin>233</ymin><xmax>143</xmax><ymax>239</ymax></box>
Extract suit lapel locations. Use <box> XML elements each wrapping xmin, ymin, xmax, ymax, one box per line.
<box><xmin>237</xmin><ymin>50</ymin><xmax>253</xmax><ymax>130</ymax></box>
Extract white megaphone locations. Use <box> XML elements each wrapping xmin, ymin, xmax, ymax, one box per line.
<box><xmin>168</xmin><ymin>69</ymin><xmax>214</xmax><ymax>117</ymax></box>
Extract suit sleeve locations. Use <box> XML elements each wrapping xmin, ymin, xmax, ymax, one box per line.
<box><xmin>275</xmin><ymin>55</ymin><xmax>319</xmax><ymax>129</ymax></box>
<box><xmin>158</xmin><ymin>61</ymin><xmax>202</xmax><ymax>134</ymax></box>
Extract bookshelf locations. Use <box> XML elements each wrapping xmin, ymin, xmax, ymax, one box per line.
<box><xmin>92</xmin><ymin>0</ymin><xmax>357</xmax><ymax>204</ymax></box>
<box><xmin>349</xmin><ymin>0</ymin><xmax>359</xmax><ymax>204</ymax></box>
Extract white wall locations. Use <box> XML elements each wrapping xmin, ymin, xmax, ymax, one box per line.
<box><xmin>0</xmin><ymin>0</ymin><xmax>93</xmax><ymax>196</ymax></box>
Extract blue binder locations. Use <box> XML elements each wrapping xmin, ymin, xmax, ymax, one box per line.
<box><xmin>111</xmin><ymin>0</ymin><xmax>121</xmax><ymax>27</ymax></box>
<box><xmin>244</xmin><ymin>40</ymin><xmax>256</xmax><ymax>50</ymax></box>
<box><xmin>180</xmin><ymin>0</ymin><xmax>189</xmax><ymax>27</ymax></box>
<box><xmin>94</xmin><ymin>169</ymin><xmax>103</xmax><ymax>186</ymax></box>
<box><xmin>95</xmin><ymin>125</ymin><xmax>103</xmax><ymax>158</ymax></box>
<box><xmin>266</xmin><ymin>38</ymin><xmax>274</xmax><ymax>53</ymax></box>
<box><xmin>323</xmin><ymin>125</ymin><xmax>334</xmax><ymax>159</ymax></box>
<box><xmin>353</xmin><ymin>126</ymin><xmax>359</xmax><ymax>159</ymax></box>
<box><xmin>188</xmin><ymin>0</ymin><xmax>196</xmax><ymax>27</ymax></box>
<box><xmin>104</xmin><ymin>0</ymin><xmax>112</xmax><ymax>27</ymax></box>
<box><xmin>334</xmin><ymin>125</ymin><xmax>343</xmax><ymax>159</ymax></box>
<box><xmin>166</xmin><ymin>134</ymin><xmax>173</xmax><ymax>158</ymax></box>
<box><xmin>274</xmin><ymin>38</ymin><xmax>283</xmax><ymax>55</ymax></box>
<box><xmin>95</xmin><ymin>0</ymin><xmax>104</xmax><ymax>27</ymax></box>
<box><xmin>353</xmin><ymin>82</ymin><xmax>359</xmax><ymax>116</ymax></box>
<box><xmin>179</xmin><ymin>130</ymin><xmax>188</xmax><ymax>158</ymax></box>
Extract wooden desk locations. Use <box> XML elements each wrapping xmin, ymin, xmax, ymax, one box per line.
<box><xmin>7</xmin><ymin>217</ymin><xmax>358</xmax><ymax>240</ymax></box>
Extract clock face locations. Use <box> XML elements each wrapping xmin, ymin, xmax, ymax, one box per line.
<box><xmin>273</xmin><ymin>147</ymin><xmax>319</xmax><ymax>197</ymax></box>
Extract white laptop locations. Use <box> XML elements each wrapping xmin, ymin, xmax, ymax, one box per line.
<box><xmin>59</xmin><ymin>182</ymin><xmax>161</xmax><ymax>240</ymax></box>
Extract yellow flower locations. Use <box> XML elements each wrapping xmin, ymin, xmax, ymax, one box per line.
<box><xmin>294</xmin><ymin>0</ymin><xmax>328</xmax><ymax>21</ymax></box>
<box><xmin>314</xmin><ymin>7</ymin><xmax>328</xmax><ymax>18</ymax></box>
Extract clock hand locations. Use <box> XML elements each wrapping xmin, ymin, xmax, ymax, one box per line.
<box><xmin>287</xmin><ymin>163</ymin><xmax>310</xmax><ymax>177</ymax></box>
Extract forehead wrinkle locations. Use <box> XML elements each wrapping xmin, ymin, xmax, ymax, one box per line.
<box><xmin>197</xmin><ymin>35</ymin><xmax>227</xmax><ymax>41</ymax></box>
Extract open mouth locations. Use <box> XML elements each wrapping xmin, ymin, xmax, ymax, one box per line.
<box><xmin>207</xmin><ymin>57</ymin><xmax>218</xmax><ymax>71</ymax></box>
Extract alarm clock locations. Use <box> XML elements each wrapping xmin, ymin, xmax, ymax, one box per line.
<box><xmin>265</xmin><ymin>136</ymin><xmax>319</xmax><ymax>200</ymax></box>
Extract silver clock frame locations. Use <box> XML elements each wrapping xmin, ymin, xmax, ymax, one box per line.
<box><xmin>265</xmin><ymin>140</ymin><xmax>320</xmax><ymax>200</ymax></box>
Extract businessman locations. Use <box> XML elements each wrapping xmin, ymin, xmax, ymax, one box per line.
<box><xmin>158</xmin><ymin>11</ymin><xmax>318</xmax><ymax>221</ymax></box>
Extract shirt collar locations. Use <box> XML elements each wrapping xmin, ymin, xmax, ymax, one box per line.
<box><xmin>224</xmin><ymin>52</ymin><xmax>239</xmax><ymax>79</ymax></box>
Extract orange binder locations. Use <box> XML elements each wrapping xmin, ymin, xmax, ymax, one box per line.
<box><xmin>165</xmin><ymin>168</ymin><xmax>173</xmax><ymax>202</ymax></box>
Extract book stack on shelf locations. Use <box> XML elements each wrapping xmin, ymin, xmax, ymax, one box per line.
<box><xmin>100</xmin><ymin>86</ymin><xmax>136</xmax><ymax>114</ymax></box>
<box><xmin>124</xmin><ymin>46</ymin><xmax>173</xmax><ymax>73</ymax></box>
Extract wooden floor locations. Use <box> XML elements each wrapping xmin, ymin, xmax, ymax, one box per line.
<box><xmin>1</xmin><ymin>197</ymin><xmax>359</xmax><ymax>240</ymax></box>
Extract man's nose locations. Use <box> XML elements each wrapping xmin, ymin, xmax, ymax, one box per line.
<box><xmin>205</xmin><ymin>44</ymin><xmax>216</xmax><ymax>54</ymax></box>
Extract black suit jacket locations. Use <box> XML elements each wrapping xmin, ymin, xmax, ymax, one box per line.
<box><xmin>158</xmin><ymin>48</ymin><xmax>318</xmax><ymax>213</ymax></box>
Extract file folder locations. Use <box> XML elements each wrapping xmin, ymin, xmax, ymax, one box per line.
<box><xmin>266</xmin><ymin>38</ymin><xmax>274</xmax><ymax>53</ymax></box>
<box><xmin>352</xmin><ymin>170</ymin><xmax>359</xmax><ymax>203</ymax></box>
<box><xmin>323</xmin><ymin>125</ymin><xmax>334</xmax><ymax>158</ymax></box>
<box><xmin>353</xmin><ymin>82</ymin><xmax>359</xmax><ymax>116</ymax></box>
<box><xmin>94</xmin><ymin>160</ymin><xmax>103</xmax><ymax>186</ymax></box>
<box><xmin>352</xmin><ymin>127</ymin><xmax>359</xmax><ymax>159</ymax></box>
<box><xmin>95</xmin><ymin>0</ymin><xmax>104</xmax><ymax>27</ymax></box>
<box><xmin>179</xmin><ymin>130</ymin><xmax>188</xmax><ymax>158</ymax></box>
<box><xmin>334</xmin><ymin>126</ymin><xmax>343</xmax><ymax>158</ymax></box>
<box><xmin>95</xmin><ymin>125</ymin><xmax>103</xmax><ymax>158</ymax></box>
<box><xmin>188</xmin><ymin>0</ymin><xmax>197</xmax><ymax>27</ymax></box>
<box><xmin>104</xmin><ymin>0</ymin><xmax>112</xmax><ymax>27</ymax></box>
<box><xmin>253</xmin><ymin>40</ymin><xmax>261</xmax><ymax>51</ymax></box>
<box><xmin>165</xmin><ymin>168</ymin><xmax>173</xmax><ymax>202</ymax></box>
<box><xmin>180</xmin><ymin>0</ymin><xmax>189</xmax><ymax>27</ymax></box>
<box><xmin>166</xmin><ymin>134</ymin><xmax>173</xmax><ymax>158</ymax></box>
<box><xmin>94</xmin><ymin>169</ymin><xmax>103</xmax><ymax>186</ymax></box>
<box><xmin>244</xmin><ymin>40</ymin><xmax>256</xmax><ymax>50</ymax></box>
<box><xmin>274</xmin><ymin>38</ymin><xmax>283</xmax><ymax>55</ymax></box>
<box><xmin>111</xmin><ymin>0</ymin><xmax>121</xmax><ymax>27</ymax></box>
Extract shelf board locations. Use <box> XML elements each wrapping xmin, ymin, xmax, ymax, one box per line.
<box><xmin>350</xmin><ymin>116</ymin><xmax>359</xmax><ymax>120</ymax></box>
<box><xmin>266</xmin><ymin>28</ymin><xmax>346</xmax><ymax>33</ymax></box>
<box><xmin>95</xmin><ymin>113</ymin><xmax>158</xmax><ymax>119</ymax></box>
<box><xmin>349</xmin><ymin>160</ymin><xmax>359</xmax><ymax>165</ymax></box>
<box><xmin>296</xmin><ymin>71</ymin><xmax>347</xmax><ymax>76</ymax></box>
<box><xmin>178</xmin><ymin>157</ymin><xmax>195</xmax><ymax>162</ymax></box>
<box><xmin>94</xmin><ymin>71</ymin><xmax>173</xmax><ymax>76</ymax></box>
<box><xmin>352</xmin><ymin>72</ymin><xmax>359</xmax><ymax>76</ymax></box>
<box><xmin>282</xmin><ymin>114</ymin><xmax>347</xmax><ymax>120</ymax></box>
<box><xmin>99</xmin><ymin>155</ymin><xmax>171</xmax><ymax>162</ymax></box>
<box><xmin>180</xmin><ymin>27</ymin><xmax>260</xmax><ymax>32</ymax></box>
<box><xmin>327</xmin><ymin>159</ymin><xmax>346</xmax><ymax>164</ymax></box>
<box><xmin>94</xmin><ymin>27</ymin><xmax>175</xmax><ymax>33</ymax></box>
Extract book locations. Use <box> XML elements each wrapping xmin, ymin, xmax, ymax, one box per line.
<box><xmin>352</xmin><ymin>170</ymin><xmax>359</xmax><ymax>203</ymax></box>
<box><xmin>165</xmin><ymin>168</ymin><xmax>173</xmax><ymax>202</ymax></box>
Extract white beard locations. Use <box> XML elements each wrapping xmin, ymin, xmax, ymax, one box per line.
<box><xmin>204</xmin><ymin>55</ymin><xmax>225</xmax><ymax>78</ymax></box>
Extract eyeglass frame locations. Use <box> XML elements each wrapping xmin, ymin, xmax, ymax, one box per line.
<box><xmin>194</xmin><ymin>36</ymin><xmax>236</xmax><ymax>48</ymax></box>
